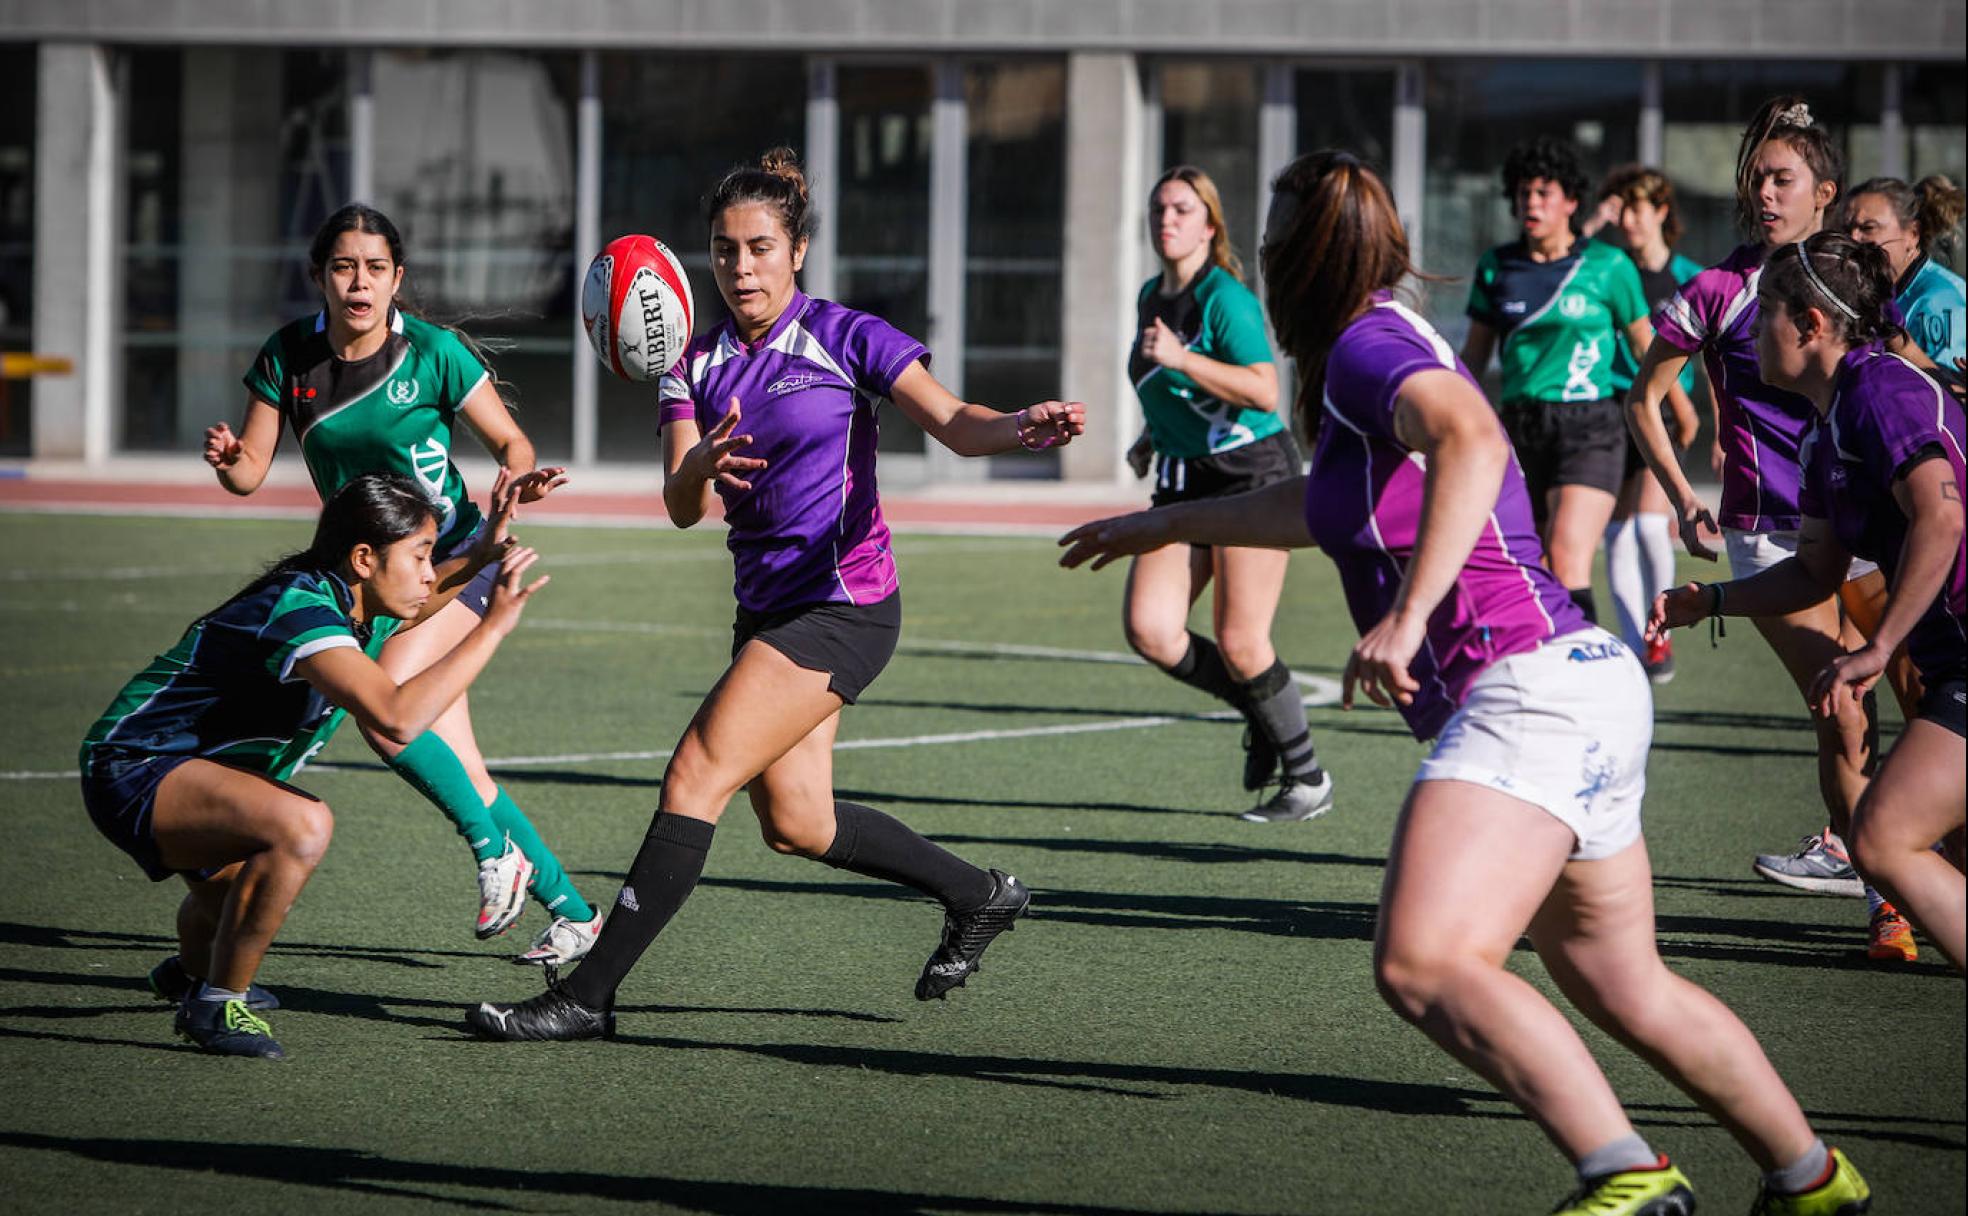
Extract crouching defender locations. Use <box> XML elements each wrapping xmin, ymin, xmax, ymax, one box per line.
<box><xmin>1060</xmin><ymin>151</ymin><xmax>1867</xmax><ymax>1216</ymax></box>
<box><xmin>79</xmin><ymin>473</ymin><xmax>546</xmax><ymax>1058</ymax></box>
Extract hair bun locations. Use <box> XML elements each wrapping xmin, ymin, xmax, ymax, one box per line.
<box><xmin>758</xmin><ymin>147</ymin><xmax>809</xmax><ymax>199</ymax></box>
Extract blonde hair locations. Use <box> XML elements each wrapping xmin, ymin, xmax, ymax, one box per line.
<box><xmin>1152</xmin><ymin>165</ymin><xmax>1243</xmax><ymax>281</ymax></box>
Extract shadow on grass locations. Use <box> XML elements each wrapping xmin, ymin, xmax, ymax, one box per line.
<box><xmin>926</xmin><ymin>832</ymin><xmax>1385</xmax><ymax>870</ymax></box>
<box><xmin>0</xmin><ymin>921</ymin><xmax>480</xmax><ymax>969</ymax></box>
<box><xmin>0</xmin><ymin>1129</ymin><xmax>1248</xmax><ymax>1214</ymax></box>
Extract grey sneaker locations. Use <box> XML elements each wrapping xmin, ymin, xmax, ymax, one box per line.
<box><xmin>1752</xmin><ymin>831</ymin><xmax>1863</xmax><ymax>897</ymax></box>
<box><xmin>475</xmin><ymin>836</ymin><xmax>535</xmax><ymax>940</ymax></box>
<box><xmin>1239</xmin><ymin>771</ymin><xmax>1335</xmax><ymax>823</ymax></box>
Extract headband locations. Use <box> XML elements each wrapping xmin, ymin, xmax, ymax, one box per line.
<box><xmin>1789</xmin><ymin>242</ymin><xmax>1857</xmax><ymax>321</ymax></box>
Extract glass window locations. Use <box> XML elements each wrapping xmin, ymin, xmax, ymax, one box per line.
<box><xmin>595</xmin><ymin>54</ymin><xmax>805</xmax><ymax>461</ymax></box>
<box><xmin>1423</xmin><ymin>60</ymin><xmax>1642</xmax><ymax>346</ymax></box>
<box><xmin>122</xmin><ymin>49</ymin><xmax>348</xmax><ymax>452</ymax></box>
<box><xmin>0</xmin><ymin>46</ymin><xmax>35</xmax><ymax>456</ymax></box>
<box><xmin>372</xmin><ymin>50</ymin><xmax>578</xmax><ymax>462</ymax></box>
<box><xmin>1160</xmin><ymin>61</ymin><xmax>1261</xmax><ymax>268</ymax></box>
<box><xmin>835</xmin><ymin>65</ymin><xmax>932</xmax><ymax>454</ymax></box>
<box><xmin>964</xmin><ymin>59</ymin><xmax>1065</xmax><ymax>479</ymax></box>
<box><xmin>1903</xmin><ymin>62</ymin><xmax>1967</xmax><ymax>276</ymax></box>
<box><xmin>1295</xmin><ymin>68</ymin><xmax>1396</xmax><ymax>176</ymax></box>
<box><xmin>1662</xmin><ymin>62</ymin><xmax>1881</xmax><ymax>275</ymax></box>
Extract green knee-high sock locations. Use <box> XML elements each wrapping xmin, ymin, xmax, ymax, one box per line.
<box><xmin>387</xmin><ymin>732</ymin><xmax>504</xmax><ymax>864</ymax></box>
<box><xmin>486</xmin><ymin>788</ymin><xmax>594</xmax><ymax>922</ymax></box>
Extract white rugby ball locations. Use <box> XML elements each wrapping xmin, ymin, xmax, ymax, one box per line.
<box><xmin>581</xmin><ymin>234</ymin><xmax>695</xmax><ymax>382</ymax></box>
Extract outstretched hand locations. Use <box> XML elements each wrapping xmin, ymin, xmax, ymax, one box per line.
<box><xmin>1016</xmin><ymin>400</ymin><xmax>1087</xmax><ymax>451</ymax></box>
<box><xmin>511</xmin><ymin>465</ymin><xmax>569</xmax><ymax>504</ymax></box>
<box><xmin>1809</xmin><ymin>646</ymin><xmax>1887</xmax><ymax>719</ymax></box>
<box><xmin>693</xmin><ymin>398</ymin><xmax>769</xmax><ymax>490</ymax></box>
<box><xmin>1057</xmin><ymin>509</ymin><xmax>1171</xmax><ymax>572</ymax></box>
<box><xmin>476</xmin><ymin>468</ymin><xmax>524</xmax><ymax>561</ymax></box>
<box><xmin>203</xmin><ymin>422</ymin><xmax>244</xmax><ymax>470</ymax></box>
<box><xmin>482</xmin><ymin>545</ymin><xmax>550</xmax><ymax>637</ymax></box>
<box><xmin>1647</xmin><ymin>581</ymin><xmax>1714</xmax><ymax>640</ymax></box>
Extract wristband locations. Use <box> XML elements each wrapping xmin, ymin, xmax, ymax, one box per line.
<box><xmin>1708</xmin><ymin>581</ymin><xmax>1726</xmax><ymax>617</ymax></box>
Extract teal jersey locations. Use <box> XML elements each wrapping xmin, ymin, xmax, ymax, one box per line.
<box><xmin>1610</xmin><ymin>250</ymin><xmax>1703</xmax><ymax>397</ymax></box>
<box><xmin>1468</xmin><ymin>237</ymin><xmax>1650</xmax><ymax>404</ymax></box>
<box><xmin>1897</xmin><ymin>256</ymin><xmax>1966</xmax><ymax>367</ymax></box>
<box><xmin>1129</xmin><ymin>265</ymin><xmax>1283</xmax><ymax>459</ymax></box>
<box><xmin>244</xmin><ymin>309</ymin><xmax>490</xmax><ymax>551</ymax></box>
<box><xmin>82</xmin><ymin>569</ymin><xmax>400</xmax><ymax>781</ymax></box>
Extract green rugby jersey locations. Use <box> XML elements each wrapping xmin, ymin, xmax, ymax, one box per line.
<box><xmin>81</xmin><ymin>569</ymin><xmax>401</xmax><ymax>782</ymax></box>
<box><xmin>244</xmin><ymin>309</ymin><xmax>490</xmax><ymax>550</ymax></box>
<box><xmin>1129</xmin><ymin>264</ymin><xmax>1282</xmax><ymax>459</ymax></box>
<box><xmin>1467</xmin><ymin>237</ymin><xmax>1648</xmax><ymax>405</ymax></box>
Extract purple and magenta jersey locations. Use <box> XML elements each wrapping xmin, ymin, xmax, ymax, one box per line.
<box><xmin>658</xmin><ymin>291</ymin><xmax>926</xmax><ymax>614</ymax></box>
<box><xmin>1798</xmin><ymin>346</ymin><xmax>1967</xmax><ymax>683</ymax></box>
<box><xmin>1305</xmin><ymin>298</ymin><xmax>1587</xmax><ymax>740</ymax></box>
<box><xmin>1654</xmin><ymin>243</ymin><xmax>1817</xmax><ymax>532</ymax></box>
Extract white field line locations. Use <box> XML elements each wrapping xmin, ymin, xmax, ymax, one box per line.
<box><xmin>2</xmin><ymin>638</ymin><xmax>1342</xmax><ymax>780</ymax></box>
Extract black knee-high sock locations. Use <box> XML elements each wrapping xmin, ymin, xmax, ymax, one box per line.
<box><xmin>821</xmin><ymin>801</ymin><xmax>995</xmax><ymax>911</ymax></box>
<box><xmin>564</xmin><ymin>812</ymin><xmax>714</xmax><ymax>1008</ymax></box>
<box><xmin>1568</xmin><ymin>586</ymin><xmax>1598</xmax><ymax>625</ymax></box>
<box><xmin>1239</xmin><ymin>660</ymin><xmax>1324</xmax><ymax>782</ymax></box>
<box><xmin>1164</xmin><ymin>631</ymin><xmax>1243</xmax><ymax>706</ymax></box>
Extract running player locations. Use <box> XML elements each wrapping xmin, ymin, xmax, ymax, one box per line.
<box><xmin>1845</xmin><ymin>174</ymin><xmax>1966</xmax><ymax>367</ymax></box>
<box><xmin>1461</xmin><ymin>136</ymin><xmax>1655</xmax><ymax>627</ymax></box>
<box><xmin>465</xmin><ymin>148</ymin><xmax>1085</xmax><ymax>1041</ymax></box>
<box><xmin>1625</xmin><ymin>96</ymin><xmax>1922</xmax><ymax>961</ymax></box>
<box><xmin>1060</xmin><ymin>150</ymin><xmax>1867</xmax><ymax>1216</ymax></box>
<box><xmin>1653</xmin><ymin>232</ymin><xmax>1965</xmax><ymax>970</ymax></box>
<box><xmin>1122</xmin><ymin>165</ymin><xmax>1331</xmax><ymax>823</ymax></box>
<box><xmin>203</xmin><ymin>205</ymin><xmax>601</xmax><ymax>966</ymax></box>
<box><xmin>1596</xmin><ymin>166</ymin><xmax>1706</xmax><ymax>682</ymax></box>
<box><xmin>81</xmin><ymin>473</ymin><xmax>546</xmax><ymax>1057</ymax></box>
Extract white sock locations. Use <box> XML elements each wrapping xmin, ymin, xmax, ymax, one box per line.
<box><xmin>197</xmin><ymin>982</ymin><xmax>247</xmax><ymax>1003</ymax></box>
<box><xmin>1636</xmin><ymin>513</ymin><xmax>1676</xmax><ymax>606</ymax></box>
<box><xmin>1603</xmin><ymin>517</ymin><xmax>1646</xmax><ymax>651</ymax></box>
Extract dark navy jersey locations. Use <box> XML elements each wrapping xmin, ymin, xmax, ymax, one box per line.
<box><xmin>81</xmin><ymin>568</ymin><xmax>400</xmax><ymax>781</ymax></box>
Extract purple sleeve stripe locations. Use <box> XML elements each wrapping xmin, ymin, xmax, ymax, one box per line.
<box><xmin>658</xmin><ymin>401</ymin><xmax>696</xmax><ymax>426</ymax></box>
<box><xmin>875</xmin><ymin>343</ymin><xmax>929</xmax><ymax>396</ymax></box>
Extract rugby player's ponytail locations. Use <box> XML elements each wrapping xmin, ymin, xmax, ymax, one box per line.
<box><xmin>1263</xmin><ymin>150</ymin><xmax>1428</xmax><ymax>447</ymax></box>
<box><xmin>222</xmin><ymin>474</ymin><xmax>438</xmax><ymax>609</ymax></box>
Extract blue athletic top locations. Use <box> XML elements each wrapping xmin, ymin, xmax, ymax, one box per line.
<box><xmin>1896</xmin><ymin>256</ymin><xmax>1967</xmax><ymax>367</ymax></box>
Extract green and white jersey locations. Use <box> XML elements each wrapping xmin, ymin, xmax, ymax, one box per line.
<box><xmin>244</xmin><ymin>309</ymin><xmax>489</xmax><ymax>550</ymax></box>
<box><xmin>1129</xmin><ymin>265</ymin><xmax>1283</xmax><ymax>459</ymax></box>
<box><xmin>1467</xmin><ymin>237</ymin><xmax>1649</xmax><ymax>405</ymax></box>
<box><xmin>81</xmin><ymin>568</ymin><xmax>401</xmax><ymax>782</ymax></box>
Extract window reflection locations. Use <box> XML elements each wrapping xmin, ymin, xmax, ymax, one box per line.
<box><xmin>1161</xmin><ymin>62</ymin><xmax>1260</xmax><ymax>264</ymax></box>
<box><xmin>0</xmin><ymin>46</ymin><xmax>35</xmax><ymax>456</ymax></box>
<box><xmin>1902</xmin><ymin>63</ymin><xmax>1967</xmax><ymax>276</ymax></box>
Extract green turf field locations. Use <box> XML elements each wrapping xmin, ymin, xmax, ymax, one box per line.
<box><xmin>0</xmin><ymin>509</ymin><xmax>1961</xmax><ymax>1215</ymax></box>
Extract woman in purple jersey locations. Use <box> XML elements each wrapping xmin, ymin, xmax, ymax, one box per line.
<box><xmin>1625</xmin><ymin>95</ymin><xmax>1927</xmax><ymax>962</ymax></box>
<box><xmin>1061</xmin><ymin>151</ymin><xmax>1866</xmax><ymax>1216</ymax></box>
<box><xmin>467</xmin><ymin>149</ymin><xmax>1085</xmax><ymax>1041</ymax></box>
<box><xmin>1654</xmin><ymin>233</ymin><xmax>1966</xmax><ymax>971</ymax></box>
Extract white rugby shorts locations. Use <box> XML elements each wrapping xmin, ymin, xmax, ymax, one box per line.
<box><xmin>1724</xmin><ymin>527</ymin><xmax>1877</xmax><ymax>582</ymax></box>
<box><xmin>1413</xmin><ymin>628</ymin><xmax>1653</xmax><ymax>861</ymax></box>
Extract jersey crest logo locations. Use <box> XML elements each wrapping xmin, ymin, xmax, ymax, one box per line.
<box><xmin>767</xmin><ymin>371</ymin><xmax>825</xmax><ymax>397</ymax></box>
<box><xmin>1559</xmin><ymin>293</ymin><xmax>1588</xmax><ymax>319</ymax></box>
<box><xmin>386</xmin><ymin>378</ymin><xmax>419</xmax><ymax>407</ymax></box>
<box><xmin>1562</xmin><ymin>340</ymin><xmax>1601</xmax><ymax>401</ymax></box>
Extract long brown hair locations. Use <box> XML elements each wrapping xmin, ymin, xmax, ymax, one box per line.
<box><xmin>1762</xmin><ymin>233</ymin><xmax>1904</xmax><ymax>347</ymax></box>
<box><xmin>1153</xmin><ymin>165</ymin><xmax>1243</xmax><ymax>282</ymax></box>
<box><xmin>1847</xmin><ymin>174</ymin><xmax>1967</xmax><ymax>261</ymax></box>
<box><xmin>1598</xmin><ymin>164</ymin><xmax>1685</xmax><ymax>247</ymax></box>
<box><xmin>1734</xmin><ymin>95</ymin><xmax>1843</xmax><ymax>237</ymax></box>
<box><xmin>1262</xmin><ymin>150</ymin><xmax>1422</xmax><ymax>445</ymax></box>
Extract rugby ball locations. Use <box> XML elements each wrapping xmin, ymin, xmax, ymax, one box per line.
<box><xmin>581</xmin><ymin>235</ymin><xmax>695</xmax><ymax>382</ymax></box>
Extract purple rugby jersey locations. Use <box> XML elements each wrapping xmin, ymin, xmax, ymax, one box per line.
<box><xmin>1798</xmin><ymin>346</ymin><xmax>1967</xmax><ymax>684</ymax></box>
<box><xmin>1304</xmin><ymin>297</ymin><xmax>1586</xmax><ymax>740</ymax></box>
<box><xmin>1653</xmin><ymin>243</ymin><xmax>1817</xmax><ymax>533</ymax></box>
<box><xmin>658</xmin><ymin>291</ymin><xmax>927</xmax><ymax>613</ymax></box>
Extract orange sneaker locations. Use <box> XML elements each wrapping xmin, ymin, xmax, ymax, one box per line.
<box><xmin>1868</xmin><ymin>903</ymin><xmax>1918</xmax><ymax>963</ymax></box>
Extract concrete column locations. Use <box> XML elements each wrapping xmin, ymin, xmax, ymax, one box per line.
<box><xmin>571</xmin><ymin>49</ymin><xmax>599</xmax><ymax>467</ymax></box>
<box><xmin>1256</xmin><ymin>62</ymin><xmax>1294</xmax><ymax>404</ymax></box>
<box><xmin>349</xmin><ymin>51</ymin><xmax>374</xmax><ymax>204</ymax></box>
<box><xmin>802</xmin><ymin>58</ymin><xmax>839</xmax><ymax>302</ymax></box>
<box><xmin>1060</xmin><ymin>51</ymin><xmax>1144</xmax><ymax>487</ymax></box>
<box><xmin>1638</xmin><ymin>61</ymin><xmax>1663</xmax><ymax>168</ymax></box>
<box><xmin>1391</xmin><ymin>62</ymin><xmax>1426</xmax><ymax>270</ymax></box>
<box><xmin>926</xmin><ymin>58</ymin><xmax>975</xmax><ymax>483</ymax></box>
<box><xmin>32</xmin><ymin>43</ymin><xmax>119</xmax><ymax>463</ymax></box>
<box><xmin>1880</xmin><ymin>64</ymin><xmax>1906</xmax><ymax>181</ymax></box>
<box><xmin>176</xmin><ymin>48</ymin><xmax>282</xmax><ymax>450</ymax></box>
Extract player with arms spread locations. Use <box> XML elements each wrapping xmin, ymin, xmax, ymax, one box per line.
<box><xmin>1061</xmin><ymin>150</ymin><xmax>1867</xmax><ymax>1216</ymax></box>
<box><xmin>468</xmin><ymin>148</ymin><xmax>1084</xmax><ymax>1041</ymax></box>
<box><xmin>80</xmin><ymin>473</ymin><xmax>544</xmax><ymax>1058</ymax></box>
<box><xmin>202</xmin><ymin>205</ymin><xmax>600</xmax><ymax>965</ymax></box>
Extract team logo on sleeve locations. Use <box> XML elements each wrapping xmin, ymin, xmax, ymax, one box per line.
<box><xmin>386</xmin><ymin>378</ymin><xmax>420</xmax><ymax>407</ymax></box>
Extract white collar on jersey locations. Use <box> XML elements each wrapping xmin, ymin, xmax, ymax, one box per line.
<box><xmin>314</xmin><ymin>306</ymin><xmax>407</xmax><ymax>335</ymax></box>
